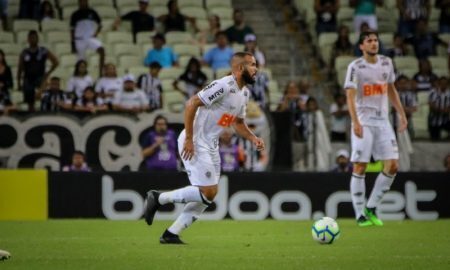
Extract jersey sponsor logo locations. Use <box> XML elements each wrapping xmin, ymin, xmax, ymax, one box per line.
<box><xmin>363</xmin><ymin>83</ymin><xmax>387</xmax><ymax>96</ymax></box>
<box><xmin>203</xmin><ymin>82</ymin><xmax>217</xmax><ymax>91</ymax></box>
<box><xmin>382</xmin><ymin>61</ymin><xmax>389</xmax><ymax>66</ymax></box>
<box><xmin>358</xmin><ymin>65</ymin><xmax>366</xmax><ymax>69</ymax></box>
<box><xmin>217</xmin><ymin>113</ymin><xmax>235</xmax><ymax>127</ymax></box>
<box><xmin>208</xmin><ymin>88</ymin><xmax>224</xmax><ymax>101</ymax></box>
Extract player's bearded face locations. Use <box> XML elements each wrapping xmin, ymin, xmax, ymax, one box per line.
<box><xmin>242</xmin><ymin>65</ymin><xmax>256</xmax><ymax>84</ymax></box>
<box><xmin>362</xmin><ymin>35</ymin><xmax>379</xmax><ymax>56</ymax></box>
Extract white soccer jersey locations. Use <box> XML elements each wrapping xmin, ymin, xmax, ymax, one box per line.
<box><xmin>95</xmin><ymin>77</ymin><xmax>122</xmax><ymax>103</ymax></box>
<box><xmin>193</xmin><ymin>75</ymin><xmax>249</xmax><ymax>150</ymax></box>
<box><xmin>344</xmin><ymin>55</ymin><xmax>395</xmax><ymax>126</ymax></box>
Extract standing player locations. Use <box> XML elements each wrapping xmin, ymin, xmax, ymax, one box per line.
<box><xmin>344</xmin><ymin>30</ymin><xmax>408</xmax><ymax>227</ymax></box>
<box><xmin>144</xmin><ymin>52</ymin><xmax>265</xmax><ymax>244</ymax></box>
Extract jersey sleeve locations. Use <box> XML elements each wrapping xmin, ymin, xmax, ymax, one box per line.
<box><xmin>197</xmin><ymin>80</ymin><xmax>228</xmax><ymax>107</ymax></box>
<box><xmin>344</xmin><ymin>61</ymin><xmax>357</xmax><ymax>90</ymax></box>
<box><xmin>387</xmin><ymin>58</ymin><xmax>396</xmax><ymax>84</ymax></box>
<box><xmin>237</xmin><ymin>90</ymin><xmax>249</xmax><ymax>119</ymax></box>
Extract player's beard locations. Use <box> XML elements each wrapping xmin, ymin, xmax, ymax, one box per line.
<box><xmin>242</xmin><ymin>68</ymin><xmax>255</xmax><ymax>85</ymax></box>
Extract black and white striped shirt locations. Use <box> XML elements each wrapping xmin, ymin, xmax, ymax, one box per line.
<box><xmin>137</xmin><ymin>74</ymin><xmax>162</xmax><ymax>110</ymax></box>
<box><xmin>428</xmin><ymin>88</ymin><xmax>450</xmax><ymax>127</ymax></box>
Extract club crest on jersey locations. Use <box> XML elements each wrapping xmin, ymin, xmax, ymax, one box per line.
<box><xmin>230</xmin><ymin>88</ymin><xmax>236</xmax><ymax>93</ymax></box>
<box><xmin>205</xmin><ymin>171</ymin><xmax>212</xmax><ymax>178</ymax></box>
<box><xmin>208</xmin><ymin>88</ymin><xmax>224</xmax><ymax>101</ymax></box>
<box><xmin>382</xmin><ymin>73</ymin><xmax>388</xmax><ymax>80</ymax></box>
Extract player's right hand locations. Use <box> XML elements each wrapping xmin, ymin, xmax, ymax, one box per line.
<box><xmin>353</xmin><ymin>122</ymin><xmax>363</xmax><ymax>138</ymax></box>
<box><xmin>182</xmin><ymin>139</ymin><xmax>195</xmax><ymax>160</ymax></box>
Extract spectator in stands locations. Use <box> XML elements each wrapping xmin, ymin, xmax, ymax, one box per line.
<box><xmin>397</xmin><ymin>0</ymin><xmax>430</xmax><ymax>37</ymax></box>
<box><xmin>0</xmin><ymin>50</ymin><xmax>13</xmax><ymax>97</ymax></box>
<box><xmin>241</xmin><ymin>103</ymin><xmax>268</xmax><ymax>171</ymax></box>
<box><xmin>413</xmin><ymin>58</ymin><xmax>438</xmax><ymax>92</ymax></box>
<box><xmin>354</xmin><ymin>22</ymin><xmax>386</xmax><ymax>56</ymax></box>
<box><xmin>70</xmin><ymin>0</ymin><xmax>104</xmax><ymax>75</ymax></box>
<box><xmin>330</xmin><ymin>25</ymin><xmax>353</xmax><ymax>73</ymax></box>
<box><xmin>18</xmin><ymin>30</ymin><xmax>59</xmax><ymax>112</ymax></box>
<box><xmin>219</xmin><ymin>128</ymin><xmax>244</xmax><ymax>172</ymax></box>
<box><xmin>73</xmin><ymin>86</ymin><xmax>107</xmax><ymax>114</ymax></box>
<box><xmin>436</xmin><ymin>0</ymin><xmax>450</xmax><ymax>33</ymax></box>
<box><xmin>158</xmin><ymin>0</ymin><xmax>197</xmax><ymax>33</ymax></box>
<box><xmin>330</xmin><ymin>149</ymin><xmax>353</xmax><ymax>172</ymax></box>
<box><xmin>405</xmin><ymin>19</ymin><xmax>448</xmax><ymax>59</ymax></box>
<box><xmin>144</xmin><ymin>33</ymin><xmax>178</xmax><ymax>68</ymax></box>
<box><xmin>19</xmin><ymin>0</ymin><xmax>40</xmax><ymax>19</ymax></box>
<box><xmin>428</xmin><ymin>76</ymin><xmax>450</xmax><ymax>140</ymax></box>
<box><xmin>203</xmin><ymin>31</ymin><xmax>234</xmax><ymax>72</ymax></box>
<box><xmin>243</xmin><ymin>34</ymin><xmax>265</xmax><ymax>68</ymax></box>
<box><xmin>314</xmin><ymin>0</ymin><xmax>339</xmax><ymax>35</ymax></box>
<box><xmin>385</xmin><ymin>33</ymin><xmax>409</xmax><ymax>58</ymax></box>
<box><xmin>95</xmin><ymin>63</ymin><xmax>122</xmax><ymax>110</ymax></box>
<box><xmin>277</xmin><ymin>81</ymin><xmax>308</xmax><ymax>141</ymax></box>
<box><xmin>113</xmin><ymin>0</ymin><xmax>155</xmax><ymax>43</ymax></box>
<box><xmin>62</xmin><ymin>150</ymin><xmax>91</xmax><ymax>172</ymax></box>
<box><xmin>113</xmin><ymin>74</ymin><xmax>149</xmax><ymax>114</ymax></box>
<box><xmin>444</xmin><ymin>153</ymin><xmax>450</xmax><ymax>171</ymax></box>
<box><xmin>173</xmin><ymin>57</ymin><xmax>207</xmax><ymax>100</ymax></box>
<box><xmin>39</xmin><ymin>0</ymin><xmax>57</xmax><ymax>22</ymax></box>
<box><xmin>247</xmin><ymin>61</ymin><xmax>270</xmax><ymax>109</ymax></box>
<box><xmin>141</xmin><ymin>115</ymin><xmax>178</xmax><ymax>171</ymax></box>
<box><xmin>40</xmin><ymin>77</ymin><xmax>68</xmax><ymax>112</ymax></box>
<box><xmin>394</xmin><ymin>75</ymin><xmax>418</xmax><ymax>138</ymax></box>
<box><xmin>0</xmin><ymin>90</ymin><xmax>15</xmax><ymax>116</ymax></box>
<box><xmin>330</xmin><ymin>93</ymin><xmax>349</xmax><ymax>142</ymax></box>
<box><xmin>225</xmin><ymin>9</ymin><xmax>254</xmax><ymax>44</ymax></box>
<box><xmin>198</xmin><ymin>14</ymin><xmax>221</xmax><ymax>49</ymax></box>
<box><xmin>350</xmin><ymin>0</ymin><xmax>383</xmax><ymax>32</ymax></box>
<box><xmin>66</xmin><ymin>60</ymin><xmax>94</xmax><ymax>99</ymax></box>
<box><xmin>137</xmin><ymin>61</ymin><xmax>163</xmax><ymax>111</ymax></box>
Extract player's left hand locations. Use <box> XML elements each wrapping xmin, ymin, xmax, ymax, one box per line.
<box><xmin>252</xmin><ymin>137</ymin><xmax>265</xmax><ymax>151</ymax></box>
<box><xmin>398</xmin><ymin>116</ymin><xmax>408</xmax><ymax>133</ymax></box>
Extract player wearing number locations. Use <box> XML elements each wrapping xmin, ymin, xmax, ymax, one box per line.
<box><xmin>144</xmin><ymin>52</ymin><xmax>265</xmax><ymax>244</ymax></box>
<box><xmin>344</xmin><ymin>30</ymin><xmax>408</xmax><ymax>227</ymax></box>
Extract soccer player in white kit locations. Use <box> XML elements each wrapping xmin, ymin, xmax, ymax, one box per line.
<box><xmin>144</xmin><ymin>52</ymin><xmax>265</xmax><ymax>244</ymax></box>
<box><xmin>344</xmin><ymin>30</ymin><xmax>408</xmax><ymax>227</ymax></box>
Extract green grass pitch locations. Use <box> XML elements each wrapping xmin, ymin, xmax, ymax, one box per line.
<box><xmin>1</xmin><ymin>219</ymin><xmax>449</xmax><ymax>270</ymax></box>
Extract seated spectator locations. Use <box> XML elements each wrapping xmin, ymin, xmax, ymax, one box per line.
<box><xmin>219</xmin><ymin>128</ymin><xmax>245</xmax><ymax>172</ymax></box>
<box><xmin>277</xmin><ymin>81</ymin><xmax>308</xmax><ymax>140</ymax></box>
<box><xmin>144</xmin><ymin>33</ymin><xmax>178</xmax><ymax>68</ymax></box>
<box><xmin>95</xmin><ymin>63</ymin><xmax>122</xmax><ymax>109</ymax></box>
<box><xmin>157</xmin><ymin>0</ymin><xmax>197</xmax><ymax>33</ymax></box>
<box><xmin>173</xmin><ymin>57</ymin><xmax>207</xmax><ymax>99</ymax></box>
<box><xmin>113</xmin><ymin>74</ymin><xmax>149</xmax><ymax>114</ymax></box>
<box><xmin>73</xmin><ymin>86</ymin><xmax>107</xmax><ymax>114</ymax></box>
<box><xmin>385</xmin><ymin>33</ymin><xmax>409</xmax><ymax>58</ymax></box>
<box><xmin>394</xmin><ymin>75</ymin><xmax>418</xmax><ymax>138</ymax></box>
<box><xmin>354</xmin><ymin>22</ymin><xmax>385</xmax><ymax>56</ymax></box>
<box><xmin>225</xmin><ymin>9</ymin><xmax>254</xmax><ymax>44</ymax></box>
<box><xmin>350</xmin><ymin>0</ymin><xmax>382</xmax><ymax>32</ymax></box>
<box><xmin>62</xmin><ymin>150</ymin><xmax>91</xmax><ymax>172</ymax></box>
<box><xmin>137</xmin><ymin>61</ymin><xmax>163</xmax><ymax>111</ymax></box>
<box><xmin>39</xmin><ymin>0</ymin><xmax>58</xmax><ymax>22</ymax></box>
<box><xmin>197</xmin><ymin>15</ymin><xmax>221</xmax><ymax>49</ymax></box>
<box><xmin>40</xmin><ymin>77</ymin><xmax>68</xmax><ymax>112</ymax></box>
<box><xmin>247</xmin><ymin>61</ymin><xmax>269</xmax><ymax>109</ymax></box>
<box><xmin>329</xmin><ymin>93</ymin><xmax>349</xmax><ymax>142</ymax></box>
<box><xmin>141</xmin><ymin>115</ymin><xmax>178</xmax><ymax>171</ymax></box>
<box><xmin>397</xmin><ymin>0</ymin><xmax>430</xmax><ymax>37</ymax></box>
<box><xmin>18</xmin><ymin>30</ymin><xmax>59</xmax><ymax>112</ymax></box>
<box><xmin>0</xmin><ymin>90</ymin><xmax>15</xmax><ymax>116</ymax></box>
<box><xmin>330</xmin><ymin>25</ymin><xmax>353</xmax><ymax>72</ymax></box>
<box><xmin>113</xmin><ymin>0</ymin><xmax>155</xmax><ymax>43</ymax></box>
<box><xmin>413</xmin><ymin>58</ymin><xmax>438</xmax><ymax>92</ymax></box>
<box><xmin>243</xmin><ymin>34</ymin><xmax>265</xmax><ymax>68</ymax></box>
<box><xmin>66</xmin><ymin>60</ymin><xmax>94</xmax><ymax>99</ymax></box>
<box><xmin>437</xmin><ymin>0</ymin><xmax>450</xmax><ymax>33</ymax></box>
<box><xmin>0</xmin><ymin>50</ymin><xmax>13</xmax><ymax>97</ymax></box>
<box><xmin>314</xmin><ymin>0</ymin><xmax>339</xmax><ymax>35</ymax></box>
<box><xmin>70</xmin><ymin>0</ymin><xmax>104</xmax><ymax>74</ymax></box>
<box><xmin>330</xmin><ymin>149</ymin><xmax>353</xmax><ymax>172</ymax></box>
<box><xmin>405</xmin><ymin>19</ymin><xmax>448</xmax><ymax>59</ymax></box>
<box><xmin>428</xmin><ymin>76</ymin><xmax>450</xmax><ymax>140</ymax></box>
<box><xmin>203</xmin><ymin>31</ymin><xmax>234</xmax><ymax>72</ymax></box>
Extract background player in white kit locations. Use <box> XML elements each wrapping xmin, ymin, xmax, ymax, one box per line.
<box><xmin>144</xmin><ymin>52</ymin><xmax>265</xmax><ymax>244</ymax></box>
<box><xmin>344</xmin><ymin>30</ymin><xmax>408</xmax><ymax>227</ymax></box>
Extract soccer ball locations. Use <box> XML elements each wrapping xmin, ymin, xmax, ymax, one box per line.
<box><xmin>311</xmin><ymin>217</ymin><xmax>340</xmax><ymax>244</ymax></box>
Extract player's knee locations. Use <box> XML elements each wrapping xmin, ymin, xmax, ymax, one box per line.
<box><xmin>200</xmin><ymin>187</ymin><xmax>217</xmax><ymax>201</ymax></box>
<box><xmin>386</xmin><ymin>161</ymin><xmax>399</xmax><ymax>175</ymax></box>
<box><xmin>353</xmin><ymin>163</ymin><xmax>367</xmax><ymax>175</ymax></box>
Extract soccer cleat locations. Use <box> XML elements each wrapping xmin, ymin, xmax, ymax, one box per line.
<box><xmin>144</xmin><ymin>190</ymin><xmax>161</xmax><ymax>226</ymax></box>
<box><xmin>357</xmin><ymin>216</ymin><xmax>373</xmax><ymax>227</ymax></box>
<box><xmin>365</xmin><ymin>208</ymin><xmax>384</xmax><ymax>226</ymax></box>
<box><xmin>159</xmin><ymin>230</ymin><xmax>185</xmax><ymax>245</ymax></box>
<box><xmin>0</xmin><ymin>249</ymin><xmax>11</xmax><ymax>261</ymax></box>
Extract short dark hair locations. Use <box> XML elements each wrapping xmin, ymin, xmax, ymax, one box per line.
<box><xmin>50</xmin><ymin>76</ymin><xmax>60</xmax><ymax>81</ymax></box>
<box><xmin>73</xmin><ymin>150</ymin><xmax>85</xmax><ymax>157</ymax></box>
<box><xmin>153</xmin><ymin>114</ymin><xmax>168</xmax><ymax>126</ymax></box>
<box><xmin>215</xmin><ymin>31</ymin><xmax>227</xmax><ymax>39</ymax></box>
<box><xmin>233</xmin><ymin>52</ymin><xmax>253</xmax><ymax>58</ymax></box>
<box><xmin>149</xmin><ymin>61</ymin><xmax>162</xmax><ymax>69</ymax></box>
<box><xmin>28</xmin><ymin>30</ymin><xmax>38</xmax><ymax>37</ymax></box>
<box><xmin>358</xmin><ymin>30</ymin><xmax>379</xmax><ymax>45</ymax></box>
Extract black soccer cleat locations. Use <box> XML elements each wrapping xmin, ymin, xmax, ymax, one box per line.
<box><xmin>159</xmin><ymin>229</ymin><xmax>185</xmax><ymax>245</ymax></box>
<box><xmin>144</xmin><ymin>190</ymin><xmax>161</xmax><ymax>226</ymax></box>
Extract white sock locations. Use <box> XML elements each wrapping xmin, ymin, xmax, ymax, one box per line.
<box><xmin>367</xmin><ymin>172</ymin><xmax>395</xmax><ymax>208</ymax></box>
<box><xmin>168</xmin><ymin>202</ymin><xmax>209</xmax><ymax>235</ymax></box>
<box><xmin>158</xmin><ymin>186</ymin><xmax>209</xmax><ymax>205</ymax></box>
<box><xmin>350</xmin><ymin>173</ymin><xmax>366</xmax><ymax>219</ymax></box>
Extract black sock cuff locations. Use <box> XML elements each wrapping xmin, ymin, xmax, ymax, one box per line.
<box><xmin>199</xmin><ymin>190</ymin><xmax>212</xmax><ymax>206</ymax></box>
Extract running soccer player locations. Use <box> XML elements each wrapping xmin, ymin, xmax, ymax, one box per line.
<box><xmin>144</xmin><ymin>52</ymin><xmax>265</xmax><ymax>244</ymax></box>
<box><xmin>344</xmin><ymin>30</ymin><xmax>408</xmax><ymax>227</ymax></box>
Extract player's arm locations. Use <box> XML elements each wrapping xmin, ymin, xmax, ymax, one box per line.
<box><xmin>346</xmin><ymin>87</ymin><xmax>363</xmax><ymax>138</ymax></box>
<box><xmin>232</xmin><ymin>118</ymin><xmax>265</xmax><ymax>151</ymax></box>
<box><xmin>181</xmin><ymin>94</ymin><xmax>204</xmax><ymax>160</ymax></box>
<box><xmin>387</xmin><ymin>83</ymin><xmax>408</xmax><ymax>132</ymax></box>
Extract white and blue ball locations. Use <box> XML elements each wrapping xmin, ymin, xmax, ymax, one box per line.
<box><xmin>311</xmin><ymin>217</ymin><xmax>340</xmax><ymax>244</ymax></box>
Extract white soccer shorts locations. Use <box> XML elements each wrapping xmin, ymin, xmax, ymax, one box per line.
<box><xmin>75</xmin><ymin>38</ymin><xmax>103</xmax><ymax>60</ymax></box>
